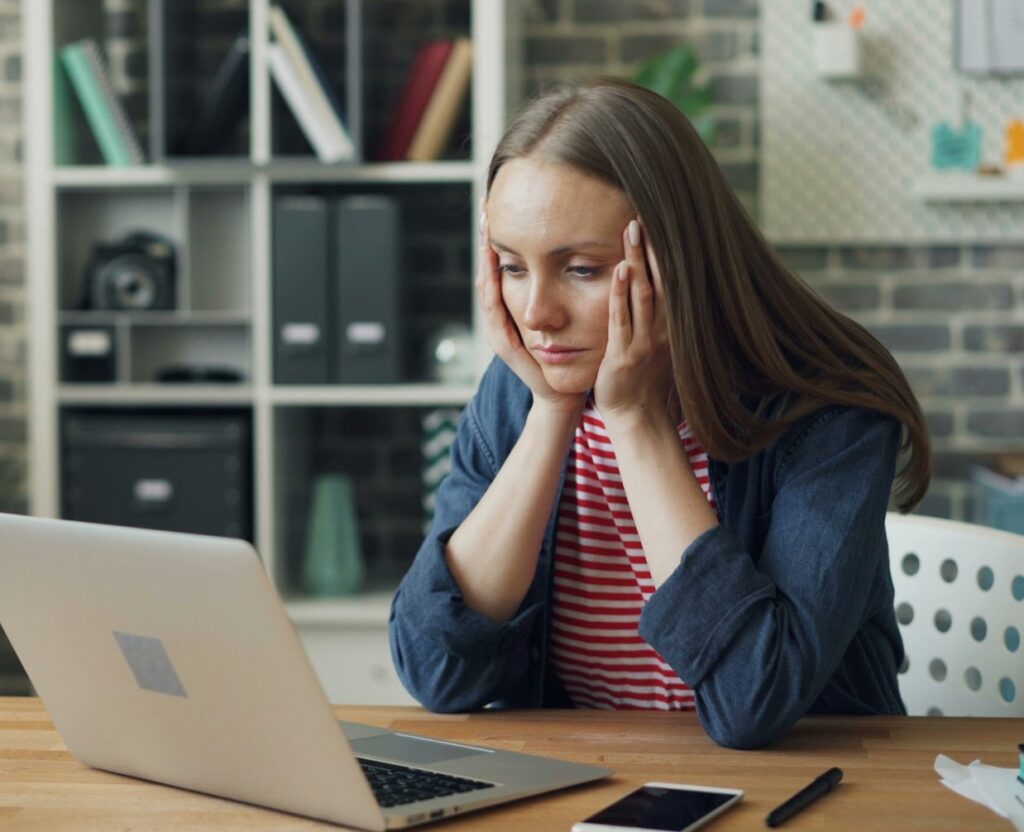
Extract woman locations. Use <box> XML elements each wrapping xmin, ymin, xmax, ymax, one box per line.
<box><xmin>389</xmin><ymin>78</ymin><xmax>930</xmax><ymax>749</ymax></box>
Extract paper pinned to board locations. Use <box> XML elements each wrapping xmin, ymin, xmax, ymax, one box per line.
<box><xmin>935</xmin><ymin>754</ymin><xmax>1024</xmax><ymax>831</ymax></box>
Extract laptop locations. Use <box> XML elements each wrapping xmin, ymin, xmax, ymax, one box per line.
<box><xmin>0</xmin><ymin>513</ymin><xmax>611</xmax><ymax>830</ymax></box>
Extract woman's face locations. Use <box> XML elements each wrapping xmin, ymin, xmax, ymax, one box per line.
<box><xmin>487</xmin><ymin>157</ymin><xmax>634</xmax><ymax>395</ymax></box>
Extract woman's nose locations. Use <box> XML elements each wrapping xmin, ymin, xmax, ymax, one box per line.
<box><xmin>522</xmin><ymin>276</ymin><xmax>567</xmax><ymax>331</ymax></box>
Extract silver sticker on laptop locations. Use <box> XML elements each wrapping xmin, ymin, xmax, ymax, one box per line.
<box><xmin>113</xmin><ymin>631</ymin><xmax>188</xmax><ymax>698</ymax></box>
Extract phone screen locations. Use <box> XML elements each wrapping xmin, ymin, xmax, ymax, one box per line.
<box><xmin>580</xmin><ymin>785</ymin><xmax>737</xmax><ymax>831</ymax></box>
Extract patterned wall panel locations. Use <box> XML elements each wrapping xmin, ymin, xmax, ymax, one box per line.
<box><xmin>761</xmin><ymin>0</ymin><xmax>1024</xmax><ymax>243</ymax></box>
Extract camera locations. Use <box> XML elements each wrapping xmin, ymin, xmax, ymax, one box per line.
<box><xmin>82</xmin><ymin>231</ymin><xmax>177</xmax><ymax>311</ymax></box>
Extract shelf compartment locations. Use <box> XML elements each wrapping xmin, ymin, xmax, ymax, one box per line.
<box><xmin>293</xmin><ymin>624</ymin><xmax>413</xmax><ymax>704</ymax></box>
<box><xmin>61</xmin><ymin>406</ymin><xmax>253</xmax><ymax>541</ymax></box>
<box><xmin>269</xmin><ymin>0</ymin><xmax>361</xmax><ymax>162</ymax></box>
<box><xmin>52</xmin><ymin>0</ymin><xmax>147</xmax><ymax>168</ymax></box>
<box><xmin>188</xmin><ymin>187</ymin><xmax>251</xmax><ymax>313</ymax></box>
<box><xmin>362</xmin><ymin>0</ymin><xmax>473</xmax><ymax>163</ymax></box>
<box><xmin>57</xmin><ymin>188</ymin><xmax>181</xmax><ymax>312</ymax></box>
<box><xmin>57</xmin><ymin>186</ymin><xmax>251</xmax><ymax>321</ymax></box>
<box><xmin>272</xmin><ymin>405</ymin><xmax>445</xmax><ymax>600</ymax></box>
<box><xmin>157</xmin><ymin>0</ymin><xmax>250</xmax><ymax>160</ymax></box>
<box><xmin>129</xmin><ymin>322</ymin><xmax>251</xmax><ymax>385</ymax></box>
<box><xmin>271</xmin><ymin>182</ymin><xmax>474</xmax><ymax>385</ymax></box>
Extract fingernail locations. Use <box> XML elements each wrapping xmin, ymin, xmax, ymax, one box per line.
<box><xmin>628</xmin><ymin>220</ymin><xmax>640</xmax><ymax>248</ymax></box>
<box><xmin>618</xmin><ymin>262</ymin><xmax>628</xmax><ymax>281</ymax></box>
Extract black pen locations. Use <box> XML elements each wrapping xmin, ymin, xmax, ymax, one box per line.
<box><xmin>765</xmin><ymin>767</ymin><xmax>843</xmax><ymax>827</ymax></box>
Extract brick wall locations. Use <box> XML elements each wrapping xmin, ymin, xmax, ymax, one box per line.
<box><xmin>773</xmin><ymin>244</ymin><xmax>1024</xmax><ymax>518</ymax></box>
<box><xmin>2</xmin><ymin>0</ymin><xmax>1022</xmax><ymax>523</ymax></box>
<box><xmin>521</xmin><ymin>0</ymin><xmax>760</xmax><ymax>212</ymax></box>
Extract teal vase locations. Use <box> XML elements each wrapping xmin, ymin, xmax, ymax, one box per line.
<box><xmin>302</xmin><ymin>474</ymin><xmax>365</xmax><ymax>596</ymax></box>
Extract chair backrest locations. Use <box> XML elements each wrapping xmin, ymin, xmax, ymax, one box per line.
<box><xmin>886</xmin><ymin>512</ymin><xmax>1024</xmax><ymax>716</ymax></box>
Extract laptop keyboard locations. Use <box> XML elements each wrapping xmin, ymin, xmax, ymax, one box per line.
<box><xmin>357</xmin><ymin>757</ymin><xmax>497</xmax><ymax>808</ymax></box>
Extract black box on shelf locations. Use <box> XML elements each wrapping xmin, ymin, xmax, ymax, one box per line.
<box><xmin>273</xmin><ymin>196</ymin><xmax>332</xmax><ymax>384</ymax></box>
<box><xmin>61</xmin><ymin>409</ymin><xmax>252</xmax><ymax>541</ymax></box>
<box><xmin>334</xmin><ymin>194</ymin><xmax>402</xmax><ymax>384</ymax></box>
<box><xmin>60</xmin><ymin>324</ymin><xmax>118</xmax><ymax>383</ymax></box>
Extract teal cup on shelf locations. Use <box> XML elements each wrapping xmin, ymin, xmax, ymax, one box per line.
<box><xmin>931</xmin><ymin>121</ymin><xmax>982</xmax><ymax>170</ymax></box>
<box><xmin>302</xmin><ymin>473</ymin><xmax>365</xmax><ymax>597</ymax></box>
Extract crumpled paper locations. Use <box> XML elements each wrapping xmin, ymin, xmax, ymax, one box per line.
<box><xmin>935</xmin><ymin>754</ymin><xmax>1024</xmax><ymax>831</ymax></box>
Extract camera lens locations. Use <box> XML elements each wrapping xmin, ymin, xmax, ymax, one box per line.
<box><xmin>113</xmin><ymin>267</ymin><xmax>157</xmax><ymax>309</ymax></box>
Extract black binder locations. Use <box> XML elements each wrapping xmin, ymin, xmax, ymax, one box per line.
<box><xmin>273</xmin><ymin>196</ymin><xmax>331</xmax><ymax>384</ymax></box>
<box><xmin>333</xmin><ymin>195</ymin><xmax>402</xmax><ymax>383</ymax></box>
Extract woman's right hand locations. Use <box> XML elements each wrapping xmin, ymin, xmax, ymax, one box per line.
<box><xmin>475</xmin><ymin>212</ymin><xmax>585</xmax><ymax>414</ymax></box>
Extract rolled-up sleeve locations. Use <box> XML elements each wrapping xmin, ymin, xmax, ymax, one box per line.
<box><xmin>638</xmin><ymin>407</ymin><xmax>901</xmax><ymax>748</ymax></box>
<box><xmin>389</xmin><ymin>366</ymin><xmax>542</xmax><ymax>712</ymax></box>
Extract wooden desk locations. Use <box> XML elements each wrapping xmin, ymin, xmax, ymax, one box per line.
<box><xmin>0</xmin><ymin>697</ymin><xmax>1017</xmax><ymax>830</ymax></box>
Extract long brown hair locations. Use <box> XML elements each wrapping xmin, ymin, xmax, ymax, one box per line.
<box><xmin>487</xmin><ymin>77</ymin><xmax>930</xmax><ymax>512</ymax></box>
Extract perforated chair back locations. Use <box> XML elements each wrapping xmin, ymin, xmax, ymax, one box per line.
<box><xmin>886</xmin><ymin>512</ymin><xmax>1024</xmax><ymax>716</ymax></box>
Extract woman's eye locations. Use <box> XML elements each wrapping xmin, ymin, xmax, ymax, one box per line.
<box><xmin>497</xmin><ymin>263</ymin><xmax>600</xmax><ymax>278</ymax></box>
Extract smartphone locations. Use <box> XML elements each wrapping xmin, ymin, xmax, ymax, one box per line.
<box><xmin>572</xmin><ymin>782</ymin><xmax>744</xmax><ymax>832</ymax></box>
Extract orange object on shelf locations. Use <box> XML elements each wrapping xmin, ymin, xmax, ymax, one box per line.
<box><xmin>1007</xmin><ymin>119</ymin><xmax>1024</xmax><ymax>168</ymax></box>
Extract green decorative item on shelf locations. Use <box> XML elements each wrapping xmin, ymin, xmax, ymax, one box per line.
<box><xmin>302</xmin><ymin>473</ymin><xmax>364</xmax><ymax>596</ymax></box>
<box><xmin>633</xmin><ymin>43</ymin><xmax>714</xmax><ymax>145</ymax></box>
<box><xmin>421</xmin><ymin>408</ymin><xmax>460</xmax><ymax>534</ymax></box>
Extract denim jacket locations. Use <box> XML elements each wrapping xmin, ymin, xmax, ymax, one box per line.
<box><xmin>389</xmin><ymin>358</ymin><xmax>906</xmax><ymax>749</ymax></box>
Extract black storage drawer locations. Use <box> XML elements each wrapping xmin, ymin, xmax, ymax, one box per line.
<box><xmin>61</xmin><ymin>410</ymin><xmax>252</xmax><ymax>540</ymax></box>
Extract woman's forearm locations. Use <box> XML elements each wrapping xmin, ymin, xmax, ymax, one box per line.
<box><xmin>445</xmin><ymin>402</ymin><xmax>581</xmax><ymax>622</ymax></box>
<box><xmin>602</xmin><ymin>410</ymin><xmax>719</xmax><ymax>588</ymax></box>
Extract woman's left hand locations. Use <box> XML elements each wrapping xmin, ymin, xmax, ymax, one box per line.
<box><xmin>593</xmin><ymin>218</ymin><xmax>673</xmax><ymax>422</ymax></box>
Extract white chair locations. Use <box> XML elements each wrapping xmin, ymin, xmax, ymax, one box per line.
<box><xmin>886</xmin><ymin>512</ymin><xmax>1024</xmax><ymax>717</ymax></box>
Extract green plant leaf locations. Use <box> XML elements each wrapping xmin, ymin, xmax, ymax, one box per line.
<box><xmin>632</xmin><ymin>43</ymin><xmax>715</xmax><ymax>144</ymax></box>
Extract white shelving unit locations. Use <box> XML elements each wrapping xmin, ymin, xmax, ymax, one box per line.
<box><xmin>24</xmin><ymin>0</ymin><xmax>519</xmax><ymax>705</ymax></box>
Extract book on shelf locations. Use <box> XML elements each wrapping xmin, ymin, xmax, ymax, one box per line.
<box><xmin>58</xmin><ymin>39</ymin><xmax>146</xmax><ymax>167</ymax></box>
<box><xmin>53</xmin><ymin>53</ymin><xmax>81</xmax><ymax>166</ymax></box>
<box><xmin>374</xmin><ymin>39</ymin><xmax>455</xmax><ymax>162</ymax></box>
<box><xmin>406</xmin><ymin>37</ymin><xmax>472</xmax><ymax>162</ymax></box>
<box><xmin>268</xmin><ymin>43</ymin><xmax>346</xmax><ymax>163</ymax></box>
<box><xmin>290</xmin><ymin>17</ymin><xmax>350</xmax><ymax>130</ymax></box>
<box><xmin>175</xmin><ymin>34</ymin><xmax>250</xmax><ymax>156</ymax></box>
<box><xmin>268</xmin><ymin>4</ymin><xmax>355</xmax><ymax>162</ymax></box>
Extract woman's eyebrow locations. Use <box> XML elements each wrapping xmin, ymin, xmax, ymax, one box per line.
<box><xmin>490</xmin><ymin>238</ymin><xmax>617</xmax><ymax>256</ymax></box>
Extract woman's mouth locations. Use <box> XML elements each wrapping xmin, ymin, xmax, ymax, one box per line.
<box><xmin>533</xmin><ymin>345</ymin><xmax>584</xmax><ymax>364</ymax></box>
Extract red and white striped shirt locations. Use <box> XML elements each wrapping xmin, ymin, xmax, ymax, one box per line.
<box><xmin>550</xmin><ymin>402</ymin><xmax>716</xmax><ymax>710</ymax></box>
